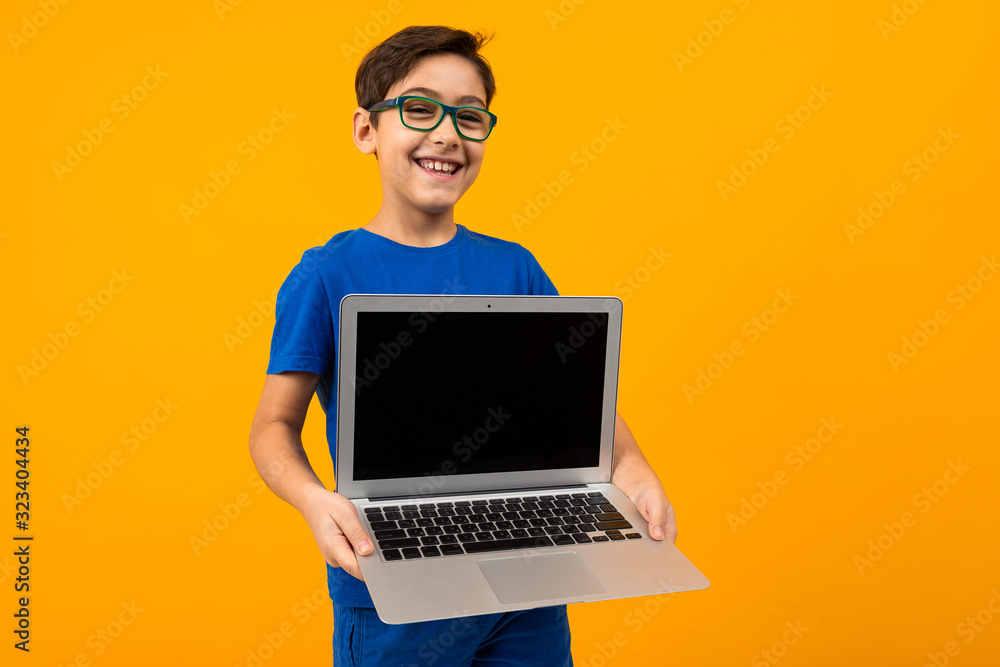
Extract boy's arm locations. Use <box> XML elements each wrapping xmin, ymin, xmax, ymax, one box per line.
<box><xmin>248</xmin><ymin>371</ymin><xmax>373</xmax><ymax>580</ymax></box>
<box><xmin>610</xmin><ymin>411</ymin><xmax>678</xmax><ymax>543</ymax></box>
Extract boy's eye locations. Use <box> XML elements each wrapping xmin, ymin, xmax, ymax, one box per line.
<box><xmin>458</xmin><ymin>113</ymin><xmax>484</xmax><ymax>125</ymax></box>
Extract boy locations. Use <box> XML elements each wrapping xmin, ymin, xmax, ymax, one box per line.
<box><xmin>248</xmin><ymin>25</ymin><xmax>677</xmax><ymax>665</ymax></box>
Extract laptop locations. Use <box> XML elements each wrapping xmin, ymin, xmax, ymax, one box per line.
<box><xmin>335</xmin><ymin>294</ymin><xmax>710</xmax><ymax>624</ymax></box>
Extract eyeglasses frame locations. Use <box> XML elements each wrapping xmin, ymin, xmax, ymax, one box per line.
<box><xmin>366</xmin><ymin>96</ymin><xmax>498</xmax><ymax>142</ymax></box>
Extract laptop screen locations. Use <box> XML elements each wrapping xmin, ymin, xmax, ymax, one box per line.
<box><xmin>351</xmin><ymin>311</ymin><xmax>609</xmax><ymax>482</ymax></box>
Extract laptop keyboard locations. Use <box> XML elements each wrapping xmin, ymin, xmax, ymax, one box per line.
<box><xmin>363</xmin><ymin>492</ymin><xmax>642</xmax><ymax>561</ymax></box>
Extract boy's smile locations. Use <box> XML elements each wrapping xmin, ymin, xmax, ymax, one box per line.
<box><xmin>355</xmin><ymin>53</ymin><xmax>489</xmax><ymax>228</ymax></box>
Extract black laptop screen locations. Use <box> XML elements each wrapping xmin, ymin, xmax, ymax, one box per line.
<box><xmin>351</xmin><ymin>311</ymin><xmax>609</xmax><ymax>481</ymax></box>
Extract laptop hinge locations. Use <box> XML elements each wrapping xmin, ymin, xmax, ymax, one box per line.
<box><xmin>366</xmin><ymin>483</ymin><xmax>593</xmax><ymax>503</ymax></box>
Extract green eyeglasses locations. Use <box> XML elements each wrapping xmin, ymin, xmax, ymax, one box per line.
<box><xmin>367</xmin><ymin>96</ymin><xmax>498</xmax><ymax>141</ymax></box>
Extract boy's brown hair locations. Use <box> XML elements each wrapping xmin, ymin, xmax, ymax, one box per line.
<box><xmin>356</xmin><ymin>25</ymin><xmax>497</xmax><ymax>131</ymax></box>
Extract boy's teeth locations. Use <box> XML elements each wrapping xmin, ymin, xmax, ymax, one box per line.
<box><xmin>419</xmin><ymin>159</ymin><xmax>455</xmax><ymax>173</ymax></box>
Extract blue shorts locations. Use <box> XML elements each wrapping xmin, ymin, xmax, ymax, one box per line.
<box><xmin>332</xmin><ymin>604</ymin><xmax>573</xmax><ymax>666</ymax></box>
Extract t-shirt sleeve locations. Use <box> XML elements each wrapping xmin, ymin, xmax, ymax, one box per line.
<box><xmin>524</xmin><ymin>248</ymin><xmax>560</xmax><ymax>296</ymax></box>
<box><xmin>266</xmin><ymin>250</ymin><xmax>334</xmax><ymax>376</ymax></box>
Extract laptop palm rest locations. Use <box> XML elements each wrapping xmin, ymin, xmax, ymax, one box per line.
<box><xmin>477</xmin><ymin>552</ymin><xmax>606</xmax><ymax>604</ymax></box>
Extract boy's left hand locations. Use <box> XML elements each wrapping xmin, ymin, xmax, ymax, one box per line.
<box><xmin>610</xmin><ymin>412</ymin><xmax>678</xmax><ymax>543</ymax></box>
<box><xmin>613</xmin><ymin>475</ymin><xmax>678</xmax><ymax>544</ymax></box>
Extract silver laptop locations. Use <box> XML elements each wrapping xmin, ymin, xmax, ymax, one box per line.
<box><xmin>335</xmin><ymin>294</ymin><xmax>709</xmax><ymax>624</ymax></box>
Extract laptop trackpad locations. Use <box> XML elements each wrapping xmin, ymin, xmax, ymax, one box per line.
<box><xmin>477</xmin><ymin>552</ymin><xmax>606</xmax><ymax>604</ymax></box>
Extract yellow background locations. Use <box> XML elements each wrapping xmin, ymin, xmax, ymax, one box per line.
<box><xmin>3</xmin><ymin>0</ymin><xmax>999</xmax><ymax>664</ymax></box>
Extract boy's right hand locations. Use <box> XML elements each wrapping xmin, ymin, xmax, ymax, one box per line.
<box><xmin>300</xmin><ymin>486</ymin><xmax>373</xmax><ymax>581</ymax></box>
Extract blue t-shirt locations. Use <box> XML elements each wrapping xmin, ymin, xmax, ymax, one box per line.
<box><xmin>266</xmin><ymin>224</ymin><xmax>559</xmax><ymax>606</ymax></box>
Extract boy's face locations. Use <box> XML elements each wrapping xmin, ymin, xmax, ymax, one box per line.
<box><xmin>356</xmin><ymin>53</ymin><xmax>489</xmax><ymax>218</ymax></box>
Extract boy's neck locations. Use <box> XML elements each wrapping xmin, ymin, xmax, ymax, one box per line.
<box><xmin>364</xmin><ymin>208</ymin><xmax>459</xmax><ymax>248</ymax></box>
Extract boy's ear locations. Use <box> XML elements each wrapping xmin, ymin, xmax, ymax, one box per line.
<box><xmin>353</xmin><ymin>108</ymin><xmax>378</xmax><ymax>158</ymax></box>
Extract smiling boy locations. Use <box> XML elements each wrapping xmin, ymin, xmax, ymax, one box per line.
<box><xmin>248</xmin><ymin>25</ymin><xmax>676</xmax><ymax>665</ymax></box>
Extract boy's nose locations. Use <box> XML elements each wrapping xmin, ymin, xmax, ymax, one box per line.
<box><xmin>427</xmin><ymin>112</ymin><xmax>462</xmax><ymax>145</ymax></box>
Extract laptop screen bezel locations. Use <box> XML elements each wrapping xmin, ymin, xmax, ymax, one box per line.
<box><xmin>334</xmin><ymin>294</ymin><xmax>623</xmax><ymax>500</ymax></box>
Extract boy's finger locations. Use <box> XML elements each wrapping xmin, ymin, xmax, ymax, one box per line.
<box><xmin>641</xmin><ymin>493</ymin><xmax>669</xmax><ymax>541</ymax></box>
<box><xmin>334</xmin><ymin>505</ymin><xmax>374</xmax><ymax>557</ymax></box>
<box><xmin>327</xmin><ymin>536</ymin><xmax>366</xmax><ymax>581</ymax></box>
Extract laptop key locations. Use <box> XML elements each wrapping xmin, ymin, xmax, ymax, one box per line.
<box><xmin>528</xmin><ymin>527</ymin><xmax>546</xmax><ymax>537</ymax></box>
<box><xmin>367</xmin><ymin>513</ymin><xmax>385</xmax><ymax>523</ymax></box>
<box><xmin>402</xmin><ymin>548</ymin><xmax>422</xmax><ymax>559</ymax></box>
<box><xmin>407</xmin><ymin>528</ymin><xmax>425</xmax><ymax>537</ymax></box>
<box><xmin>553</xmin><ymin>535</ymin><xmax>575</xmax><ymax>545</ymax></box>
<box><xmin>437</xmin><ymin>502</ymin><xmax>454</xmax><ymax>508</ymax></box>
<box><xmin>440</xmin><ymin>534</ymin><xmax>458</xmax><ymax>544</ymax></box>
<box><xmin>596</xmin><ymin>520</ymin><xmax>633</xmax><ymax>531</ymax></box>
<box><xmin>493</xmin><ymin>530</ymin><xmax>512</xmax><ymax>540</ymax></box>
<box><xmin>592</xmin><ymin>535</ymin><xmax>610</xmax><ymax>542</ymax></box>
<box><xmin>421</xmin><ymin>536</ymin><xmax>440</xmax><ymax>545</ymax></box>
<box><xmin>369</xmin><ymin>520</ymin><xmax>398</xmax><ymax>531</ymax></box>
<box><xmin>609</xmin><ymin>534</ymin><xmax>626</xmax><ymax>541</ymax></box>
<box><xmin>579</xmin><ymin>523</ymin><xmax>596</xmax><ymax>532</ymax></box>
<box><xmin>382</xmin><ymin>549</ymin><xmax>403</xmax><ymax>560</ymax></box>
<box><xmin>511</xmin><ymin>529</ymin><xmax>528</xmax><ymax>537</ymax></box>
<box><xmin>403</xmin><ymin>510</ymin><xmax>420</xmax><ymax>519</ymax></box>
<box><xmin>381</xmin><ymin>538</ymin><xmax>422</xmax><ymax>549</ymax></box>
<box><xmin>572</xmin><ymin>533</ymin><xmax>593</xmax><ymax>544</ymax></box>
<box><xmin>425</xmin><ymin>527</ymin><xmax>444</xmax><ymax>536</ymax></box>
<box><xmin>544</xmin><ymin>526</ymin><xmax>563</xmax><ymax>535</ymax></box>
<box><xmin>457</xmin><ymin>533</ymin><xmax>476</xmax><ymax>543</ymax></box>
<box><xmin>454</xmin><ymin>501</ymin><xmax>472</xmax><ymax>507</ymax></box>
<box><xmin>587</xmin><ymin>492</ymin><xmax>605</xmax><ymax>498</ymax></box>
<box><xmin>364</xmin><ymin>507</ymin><xmax>382</xmax><ymax>514</ymax></box>
<box><xmin>595</xmin><ymin>512</ymin><xmax>624</xmax><ymax>522</ymax></box>
<box><xmin>478</xmin><ymin>522</ymin><xmax>496</xmax><ymax>532</ymax></box>
<box><xmin>474</xmin><ymin>532</ymin><xmax>494</xmax><ymax>541</ymax></box>
<box><xmin>416</xmin><ymin>518</ymin><xmax>434</xmax><ymax>527</ymax></box>
<box><xmin>433</xmin><ymin>517</ymin><xmax>452</xmax><ymax>525</ymax></box>
<box><xmin>373</xmin><ymin>529</ymin><xmax>407</xmax><ymax>540</ymax></box>
<box><xmin>421</xmin><ymin>546</ymin><xmax>441</xmax><ymax>557</ymax></box>
<box><xmin>585</xmin><ymin>497</ymin><xmax>606</xmax><ymax>505</ymax></box>
<box><xmin>625</xmin><ymin>533</ymin><xmax>642</xmax><ymax>539</ymax></box>
<box><xmin>402</xmin><ymin>505</ymin><xmax>418</xmax><ymax>511</ymax></box>
<box><xmin>521</xmin><ymin>496</ymin><xmax>539</xmax><ymax>502</ymax></box>
<box><xmin>464</xmin><ymin>536</ymin><xmax>554</xmax><ymax>554</ymax></box>
<box><xmin>384</xmin><ymin>511</ymin><xmax>403</xmax><ymax>520</ymax></box>
<box><xmin>398</xmin><ymin>519</ymin><xmax>416</xmax><ymax>528</ymax></box>
<box><xmin>572</xmin><ymin>493</ymin><xmax>588</xmax><ymax>498</ymax></box>
<box><xmin>440</xmin><ymin>544</ymin><xmax>464</xmax><ymax>556</ymax></box>
<box><xmin>383</xmin><ymin>506</ymin><xmax>400</xmax><ymax>512</ymax></box>
<box><xmin>419</xmin><ymin>503</ymin><xmax>436</xmax><ymax>509</ymax></box>
<box><xmin>443</xmin><ymin>525</ymin><xmax>461</xmax><ymax>534</ymax></box>
<box><xmin>513</xmin><ymin>520</ymin><xmax>530</xmax><ymax>528</ymax></box>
